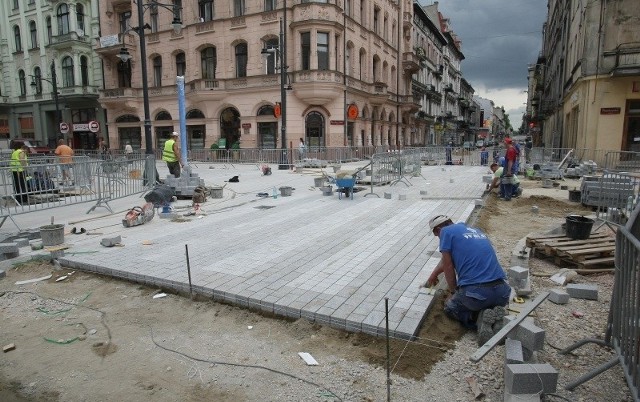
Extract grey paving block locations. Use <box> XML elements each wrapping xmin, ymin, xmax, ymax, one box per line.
<box><xmin>508</xmin><ymin>320</ymin><xmax>545</xmax><ymax>351</ymax></box>
<box><xmin>505</xmin><ymin>338</ymin><xmax>524</xmax><ymax>364</ymax></box>
<box><xmin>566</xmin><ymin>283</ymin><xmax>598</xmax><ymax>300</ymax></box>
<box><xmin>100</xmin><ymin>236</ymin><xmax>121</xmax><ymax>247</ymax></box>
<box><xmin>548</xmin><ymin>288</ymin><xmax>570</xmax><ymax>304</ymax></box>
<box><xmin>504</xmin><ymin>363</ymin><xmax>558</xmax><ymax>394</ymax></box>
<box><xmin>14</xmin><ymin>238</ymin><xmax>29</xmax><ymax>248</ymax></box>
<box><xmin>503</xmin><ymin>390</ymin><xmax>540</xmax><ymax>402</ymax></box>
<box><xmin>508</xmin><ymin>266</ymin><xmax>529</xmax><ymax>280</ymax></box>
<box><xmin>0</xmin><ymin>243</ymin><xmax>18</xmax><ymax>254</ymax></box>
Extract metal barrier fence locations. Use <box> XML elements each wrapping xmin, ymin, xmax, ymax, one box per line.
<box><xmin>560</xmin><ymin>205</ymin><xmax>640</xmax><ymax>400</ymax></box>
<box><xmin>605</xmin><ymin>151</ymin><xmax>640</xmax><ymax>172</ymax></box>
<box><xmin>0</xmin><ymin>155</ymin><xmax>151</xmax><ymax>230</ymax></box>
<box><xmin>365</xmin><ymin>150</ymin><xmax>425</xmax><ymax>194</ymax></box>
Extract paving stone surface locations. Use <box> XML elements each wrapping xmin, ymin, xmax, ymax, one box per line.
<box><xmin>1</xmin><ymin>162</ymin><xmax>488</xmax><ymax>339</ymax></box>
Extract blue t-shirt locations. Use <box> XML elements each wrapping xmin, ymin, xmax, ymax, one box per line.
<box><xmin>438</xmin><ymin>223</ymin><xmax>505</xmax><ymax>286</ymax></box>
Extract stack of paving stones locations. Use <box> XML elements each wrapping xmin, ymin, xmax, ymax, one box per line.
<box><xmin>163</xmin><ymin>167</ymin><xmax>205</xmax><ymax>198</ymax></box>
<box><xmin>502</xmin><ymin>237</ymin><xmax>601</xmax><ymax>400</ymax></box>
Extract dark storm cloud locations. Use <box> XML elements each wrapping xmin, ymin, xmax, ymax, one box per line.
<box><xmin>430</xmin><ymin>0</ymin><xmax>547</xmax><ymax>90</ymax></box>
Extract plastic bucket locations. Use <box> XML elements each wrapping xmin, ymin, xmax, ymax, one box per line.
<box><xmin>210</xmin><ymin>187</ymin><xmax>223</xmax><ymax>199</ymax></box>
<box><xmin>565</xmin><ymin>215</ymin><xmax>594</xmax><ymax>240</ymax></box>
<box><xmin>39</xmin><ymin>224</ymin><xmax>65</xmax><ymax>247</ymax></box>
<box><xmin>568</xmin><ymin>190</ymin><xmax>581</xmax><ymax>202</ymax></box>
<box><xmin>279</xmin><ymin>186</ymin><xmax>292</xmax><ymax>197</ymax></box>
<box><xmin>314</xmin><ymin>177</ymin><xmax>324</xmax><ymax>187</ymax></box>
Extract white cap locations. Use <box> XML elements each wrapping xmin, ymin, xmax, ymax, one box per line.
<box><xmin>428</xmin><ymin>215</ymin><xmax>450</xmax><ymax>231</ymax></box>
<box><xmin>171</xmin><ymin>131</ymin><xmax>179</xmax><ymax>137</ymax></box>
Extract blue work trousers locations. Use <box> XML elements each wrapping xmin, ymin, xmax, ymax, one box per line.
<box><xmin>444</xmin><ymin>281</ymin><xmax>511</xmax><ymax>329</ymax></box>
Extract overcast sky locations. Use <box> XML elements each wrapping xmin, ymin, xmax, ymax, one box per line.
<box><xmin>422</xmin><ymin>0</ymin><xmax>548</xmax><ymax>129</ymax></box>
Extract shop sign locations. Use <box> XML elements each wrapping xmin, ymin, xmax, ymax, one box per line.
<box><xmin>330</xmin><ymin>120</ymin><xmax>344</xmax><ymax>125</ymax></box>
<box><xmin>600</xmin><ymin>107</ymin><xmax>621</xmax><ymax>115</ymax></box>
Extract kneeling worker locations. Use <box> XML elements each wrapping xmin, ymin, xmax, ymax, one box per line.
<box><xmin>425</xmin><ymin>215</ymin><xmax>511</xmax><ymax>345</ymax></box>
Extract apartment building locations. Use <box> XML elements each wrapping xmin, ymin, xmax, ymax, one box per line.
<box><xmin>528</xmin><ymin>0</ymin><xmax>640</xmax><ymax>152</ymax></box>
<box><xmin>96</xmin><ymin>0</ymin><xmax>436</xmax><ymax>151</ymax></box>
<box><xmin>0</xmin><ymin>0</ymin><xmax>105</xmax><ymax>150</ymax></box>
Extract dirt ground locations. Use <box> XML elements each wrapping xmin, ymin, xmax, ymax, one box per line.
<box><xmin>0</xmin><ymin>178</ymin><xmax>625</xmax><ymax>401</ymax></box>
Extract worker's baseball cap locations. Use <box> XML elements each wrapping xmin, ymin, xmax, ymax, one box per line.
<box><xmin>428</xmin><ymin>215</ymin><xmax>450</xmax><ymax>231</ymax></box>
<box><xmin>171</xmin><ymin>131</ymin><xmax>179</xmax><ymax>138</ymax></box>
<box><xmin>504</xmin><ymin>138</ymin><xmax>512</xmax><ymax>144</ymax></box>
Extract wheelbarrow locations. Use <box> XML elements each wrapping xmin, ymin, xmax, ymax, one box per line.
<box><xmin>335</xmin><ymin>177</ymin><xmax>356</xmax><ymax>200</ymax></box>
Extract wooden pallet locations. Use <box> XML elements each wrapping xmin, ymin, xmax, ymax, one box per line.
<box><xmin>526</xmin><ymin>232</ymin><xmax>615</xmax><ymax>269</ymax></box>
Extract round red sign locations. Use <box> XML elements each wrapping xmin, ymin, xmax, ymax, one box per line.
<box><xmin>88</xmin><ymin>120</ymin><xmax>100</xmax><ymax>133</ymax></box>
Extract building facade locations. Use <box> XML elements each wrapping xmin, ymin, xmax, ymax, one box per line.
<box><xmin>528</xmin><ymin>0</ymin><xmax>640</xmax><ymax>153</ymax></box>
<box><xmin>97</xmin><ymin>0</ymin><xmax>426</xmax><ymax>151</ymax></box>
<box><xmin>0</xmin><ymin>0</ymin><xmax>105</xmax><ymax>150</ymax></box>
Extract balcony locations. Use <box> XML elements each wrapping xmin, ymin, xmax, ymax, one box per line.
<box><xmin>399</xmin><ymin>94</ymin><xmax>421</xmax><ymax>113</ymax></box>
<box><xmin>292</xmin><ymin>70</ymin><xmax>343</xmax><ymax>105</ymax></box>
<box><xmin>369</xmin><ymin>82</ymin><xmax>388</xmax><ymax>105</ymax></box>
<box><xmin>49</xmin><ymin>31</ymin><xmax>92</xmax><ymax>50</ymax></box>
<box><xmin>99</xmin><ymin>87</ymin><xmax>141</xmax><ymax>109</ymax></box>
<box><xmin>95</xmin><ymin>34</ymin><xmax>138</xmax><ymax>61</ymax></box>
<box><xmin>403</xmin><ymin>52</ymin><xmax>421</xmax><ymax>74</ymax></box>
<box><xmin>434</xmin><ymin>64</ymin><xmax>444</xmax><ymax>77</ymax></box>
<box><xmin>444</xmin><ymin>84</ymin><xmax>454</xmax><ymax>92</ymax></box>
<box><xmin>604</xmin><ymin>43</ymin><xmax>640</xmax><ymax>76</ymax></box>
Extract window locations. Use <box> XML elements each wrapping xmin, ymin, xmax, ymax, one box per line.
<box><xmin>62</xmin><ymin>56</ymin><xmax>74</xmax><ymax>87</ymax></box>
<box><xmin>33</xmin><ymin>67</ymin><xmax>42</xmax><ymax>95</ymax></box>
<box><xmin>318</xmin><ymin>32</ymin><xmax>329</xmax><ymax>70</ymax></box>
<box><xmin>176</xmin><ymin>52</ymin><xmax>186</xmax><ymax>77</ymax></box>
<box><xmin>12</xmin><ymin>0</ymin><xmax>18</xmax><ymax>10</ymax></box>
<box><xmin>199</xmin><ymin>0</ymin><xmax>214</xmax><ymax>22</ymax></box>
<box><xmin>153</xmin><ymin>56</ymin><xmax>162</xmax><ymax>87</ymax></box>
<box><xmin>57</xmin><ymin>4</ymin><xmax>70</xmax><ymax>35</ymax></box>
<box><xmin>118</xmin><ymin>60</ymin><xmax>132</xmax><ymax>87</ymax></box>
<box><xmin>173</xmin><ymin>0</ymin><xmax>183</xmax><ymax>24</ymax></box>
<box><xmin>201</xmin><ymin>47</ymin><xmax>217</xmax><ymax>79</ymax></box>
<box><xmin>360</xmin><ymin>0</ymin><xmax>365</xmax><ymax>25</ymax></box>
<box><xmin>301</xmin><ymin>32</ymin><xmax>311</xmax><ymax>70</ymax></box>
<box><xmin>28</xmin><ymin>0</ymin><xmax>35</xmax><ymax>5</ymax></box>
<box><xmin>264</xmin><ymin>39</ymin><xmax>278</xmax><ymax>75</ymax></box>
<box><xmin>264</xmin><ymin>0</ymin><xmax>275</xmax><ymax>12</ymax></box>
<box><xmin>345</xmin><ymin>0</ymin><xmax>351</xmax><ymax>16</ymax></box>
<box><xmin>29</xmin><ymin>21</ymin><xmax>38</xmax><ymax>49</ymax></box>
<box><xmin>150</xmin><ymin>3</ymin><xmax>158</xmax><ymax>32</ymax></box>
<box><xmin>119</xmin><ymin>11</ymin><xmax>131</xmax><ymax>33</ymax></box>
<box><xmin>80</xmin><ymin>56</ymin><xmax>89</xmax><ymax>86</ymax></box>
<box><xmin>346</xmin><ymin>45</ymin><xmax>352</xmax><ymax>76</ymax></box>
<box><xmin>235</xmin><ymin>43</ymin><xmax>247</xmax><ymax>78</ymax></box>
<box><xmin>76</xmin><ymin>4</ymin><xmax>85</xmax><ymax>34</ymax></box>
<box><xmin>14</xmin><ymin>26</ymin><xmax>22</xmax><ymax>52</ymax></box>
<box><xmin>46</xmin><ymin>18</ymin><xmax>52</xmax><ymax>45</ymax></box>
<box><xmin>359</xmin><ymin>50</ymin><xmax>365</xmax><ymax>80</ymax></box>
<box><xmin>19</xmin><ymin>70</ymin><xmax>26</xmax><ymax>96</ymax></box>
<box><xmin>373</xmin><ymin>7</ymin><xmax>379</xmax><ymax>34</ymax></box>
<box><xmin>234</xmin><ymin>0</ymin><xmax>244</xmax><ymax>17</ymax></box>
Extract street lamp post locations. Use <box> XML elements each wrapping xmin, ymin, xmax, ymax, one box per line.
<box><xmin>31</xmin><ymin>61</ymin><xmax>61</xmax><ymax>147</ymax></box>
<box><xmin>117</xmin><ymin>1</ymin><xmax>181</xmax><ymax>184</ymax></box>
<box><xmin>261</xmin><ymin>18</ymin><xmax>289</xmax><ymax>169</ymax></box>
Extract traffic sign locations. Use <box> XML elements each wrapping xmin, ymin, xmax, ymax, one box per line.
<box><xmin>88</xmin><ymin>120</ymin><xmax>100</xmax><ymax>133</ymax></box>
<box><xmin>59</xmin><ymin>122</ymin><xmax>69</xmax><ymax>134</ymax></box>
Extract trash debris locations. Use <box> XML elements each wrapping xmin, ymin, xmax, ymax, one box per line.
<box><xmin>142</xmin><ymin>240</ymin><xmax>153</xmax><ymax>246</ymax></box>
<box><xmin>572</xmin><ymin>310</ymin><xmax>585</xmax><ymax>318</ymax></box>
<box><xmin>298</xmin><ymin>352</ymin><xmax>319</xmax><ymax>366</ymax></box>
<box><xmin>550</xmin><ymin>268</ymin><xmax>578</xmax><ymax>286</ymax></box>
<box><xmin>70</xmin><ymin>227</ymin><xmax>86</xmax><ymax>235</ymax></box>
<box><xmin>227</xmin><ymin>176</ymin><xmax>239</xmax><ymax>182</ymax></box>
<box><xmin>153</xmin><ymin>293</ymin><xmax>167</xmax><ymax>299</ymax></box>
<box><xmin>3</xmin><ymin>343</ymin><xmax>16</xmax><ymax>353</ymax></box>
<box><xmin>15</xmin><ymin>274</ymin><xmax>52</xmax><ymax>285</ymax></box>
<box><xmin>55</xmin><ymin>275</ymin><xmax>68</xmax><ymax>282</ymax></box>
<box><xmin>465</xmin><ymin>376</ymin><xmax>485</xmax><ymax>400</ymax></box>
<box><xmin>247</xmin><ymin>326</ymin><xmax>253</xmax><ymax>330</ymax></box>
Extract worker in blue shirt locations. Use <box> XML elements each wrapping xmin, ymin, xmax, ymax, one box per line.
<box><xmin>425</xmin><ymin>215</ymin><xmax>511</xmax><ymax>345</ymax></box>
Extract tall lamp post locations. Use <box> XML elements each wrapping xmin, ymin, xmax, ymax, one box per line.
<box><xmin>31</xmin><ymin>61</ymin><xmax>61</xmax><ymax>147</ymax></box>
<box><xmin>261</xmin><ymin>18</ymin><xmax>289</xmax><ymax>170</ymax></box>
<box><xmin>118</xmin><ymin>1</ymin><xmax>181</xmax><ymax>186</ymax></box>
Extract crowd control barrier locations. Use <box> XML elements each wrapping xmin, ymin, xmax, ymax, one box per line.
<box><xmin>0</xmin><ymin>155</ymin><xmax>153</xmax><ymax>230</ymax></box>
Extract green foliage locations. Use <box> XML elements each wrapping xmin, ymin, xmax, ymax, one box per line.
<box><xmin>231</xmin><ymin>141</ymin><xmax>240</xmax><ymax>150</ymax></box>
<box><xmin>210</xmin><ymin>143</ymin><xmax>220</xmax><ymax>150</ymax></box>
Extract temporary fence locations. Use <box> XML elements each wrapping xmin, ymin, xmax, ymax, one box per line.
<box><xmin>604</xmin><ymin>151</ymin><xmax>640</xmax><ymax>172</ymax></box>
<box><xmin>560</xmin><ymin>205</ymin><xmax>640</xmax><ymax>400</ymax></box>
<box><xmin>0</xmin><ymin>155</ymin><xmax>153</xmax><ymax>230</ymax></box>
<box><xmin>362</xmin><ymin>150</ymin><xmax>425</xmax><ymax>195</ymax></box>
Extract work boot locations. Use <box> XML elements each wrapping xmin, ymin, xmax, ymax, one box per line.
<box><xmin>476</xmin><ymin>308</ymin><xmax>496</xmax><ymax>346</ymax></box>
<box><xmin>491</xmin><ymin>305</ymin><xmax>508</xmax><ymax>333</ymax></box>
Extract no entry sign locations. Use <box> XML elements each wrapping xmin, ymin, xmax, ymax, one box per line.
<box><xmin>88</xmin><ymin>120</ymin><xmax>100</xmax><ymax>133</ymax></box>
<box><xmin>59</xmin><ymin>122</ymin><xmax>69</xmax><ymax>134</ymax></box>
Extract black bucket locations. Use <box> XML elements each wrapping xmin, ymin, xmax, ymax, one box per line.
<box><xmin>568</xmin><ymin>189</ymin><xmax>581</xmax><ymax>203</ymax></box>
<box><xmin>565</xmin><ymin>215</ymin><xmax>594</xmax><ymax>240</ymax></box>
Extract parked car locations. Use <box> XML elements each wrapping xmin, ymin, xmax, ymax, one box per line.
<box><xmin>462</xmin><ymin>141</ymin><xmax>475</xmax><ymax>150</ymax></box>
<box><xmin>9</xmin><ymin>138</ymin><xmax>53</xmax><ymax>155</ymax></box>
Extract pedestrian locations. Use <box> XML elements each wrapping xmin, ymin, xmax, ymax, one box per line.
<box><xmin>98</xmin><ymin>136</ymin><xmax>110</xmax><ymax>159</ymax></box>
<box><xmin>298</xmin><ymin>138</ymin><xmax>306</xmax><ymax>161</ymax></box>
<box><xmin>445</xmin><ymin>142</ymin><xmax>453</xmax><ymax>165</ymax></box>
<box><xmin>425</xmin><ymin>215</ymin><xmax>510</xmax><ymax>345</ymax></box>
<box><xmin>162</xmin><ymin>131</ymin><xmax>182</xmax><ymax>178</ymax></box>
<box><xmin>487</xmin><ymin>162</ymin><xmax>521</xmax><ymax>198</ymax></box>
<box><xmin>54</xmin><ymin>138</ymin><xmax>74</xmax><ymax>185</ymax></box>
<box><xmin>480</xmin><ymin>146</ymin><xmax>489</xmax><ymax>166</ymax></box>
<box><xmin>524</xmin><ymin>136</ymin><xmax>533</xmax><ymax>164</ymax></box>
<box><xmin>501</xmin><ymin>137</ymin><xmax>518</xmax><ymax>201</ymax></box>
<box><xmin>10</xmin><ymin>144</ymin><xmax>29</xmax><ymax>203</ymax></box>
<box><xmin>124</xmin><ymin>141</ymin><xmax>134</xmax><ymax>159</ymax></box>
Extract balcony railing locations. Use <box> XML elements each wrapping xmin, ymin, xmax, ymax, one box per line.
<box><xmin>604</xmin><ymin>43</ymin><xmax>640</xmax><ymax>76</ymax></box>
